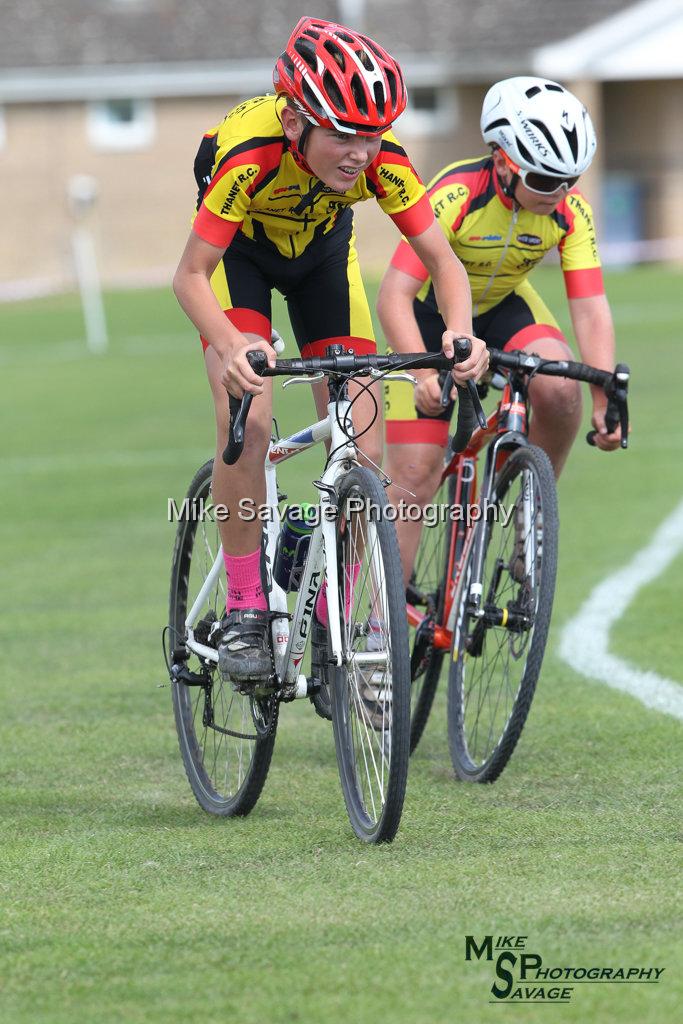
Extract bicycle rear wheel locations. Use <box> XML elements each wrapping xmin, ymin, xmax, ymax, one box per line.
<box><xmin>168</xmin><ymin>460</ymin><xmax>276</xmax><ymax>816</ymax></box>
<box><xmin>407</xmin><ymin>475</ymin><xmax>456</xmax><ymax>753</ymax></box>
<box><xmin>330</xmin><ymin>467</ymin><xmax>411</xmax><ymax>843</ymax></box>
<box><xmin>447</xmin><ymin>445</ymin><xmax>557</xmax><ymax>782</ymax></box>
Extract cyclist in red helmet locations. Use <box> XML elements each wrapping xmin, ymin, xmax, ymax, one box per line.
<box><xmin>173</xmin><ymin>18</ymin><xmax>488</xmax><ymax>686</ymax></box>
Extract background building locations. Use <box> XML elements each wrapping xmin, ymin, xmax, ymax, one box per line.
<box><xmin>1</xmin><ymin>0</ymin><xmax>682</xmax><ymax>297</ymax></box>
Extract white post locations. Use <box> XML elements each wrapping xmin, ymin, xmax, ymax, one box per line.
<box><xmin>68</xmin><ymin>175</ymin><xmax>108</xmax><ymax>354</ymax></box>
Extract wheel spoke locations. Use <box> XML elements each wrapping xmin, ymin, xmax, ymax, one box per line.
<box><xmin>449</xmin><ymin>448</ymin><xmax>557</xmax><ymax>780</ymax></box>
<box><xmin>330</xmin><ymin>470</ymin><xmax>410</xmax><ymax>841</ymax></box>
<box><xmin>170</xmin><ymin>463</ymin><xmax>274</xmax><ymax>816</ymax></box>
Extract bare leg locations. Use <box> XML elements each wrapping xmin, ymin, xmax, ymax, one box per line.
<box><xmin>385</xmin><ymin>441</ymin><xmax>445</xmax><ymax>587</ymax></box>
<box><xmin>204</xmin><ymin>338</ymin><xmax>273</xmax><ymax>555</ymax></box>
<box><xmin>523</xmin><ymin>337</ymin><xmax>582</xmax><ymax>477</ymax></box>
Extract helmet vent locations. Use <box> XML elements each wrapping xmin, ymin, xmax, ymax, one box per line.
<box><xmin>323</xmin><ymin>70</ymin><xmax>345</xmax><ymax>110</ymax></box>
<box><xmin>294</xmin><ymin>39</ymin><xmax>317</xmax><ymax>73</ymax></box>
<box><xmin>530</xmin><ymin>118</ymin><xmax>563</xmax><ymax>160</ymax></box>
<box><xmin>301</xmin><ymin>80</ymin><xmax>325</xmax><ymax>117</ymax></box>
<box><xmin>373</xmin><ymin>80</ymin><xmax>386</xmax><ymax>111</ymax></box>
<box><xmin>515</xmin><ymin>138</ymin><xmax>534</xmax><ymax>164</ymax></box>
<box><xmin>484</xmin><ymin>118</ymin><xmax>510</xmax><ymax>132</ymax></box>
<box><xmin>525</xmin><ymin>86</ymin><xmax>542</xmax><ymax>99</ymax></box>
<box><xmin>349</xmin><ymin>73</ymin><xmax>367</xmax><ymax>115</ymax></box>
<box><xmin>545</xmin><ymin>83</ymin><xmax>564</xmax><ymax>93</ymax></box>
<box><xmin>386</xmin><ymin>69</ymin><xmax>398</xmax><ymax>108</ymax></box>
<box><xmin>358</xmin><ymin>49</ymin><xmax>374</xmax><ymax>71</ymax></box>
<box><xmin>563</xmin><ymin>125</ymin><xmax>579</xmax><ymax>160</ymax></box>
<box><xmin>361</xmin><ymin>36</ymin><xmax>385</xmax><ymax>62</ymax></box>
<box><xmin>324</xmin><ymin>39</ymin><xmax>346</xmax><ymax>70</ymax></box>
<box><xmin>335</xmin><ymin>30</ymin><xmax>356</xmax><ymax>45</ymax></box>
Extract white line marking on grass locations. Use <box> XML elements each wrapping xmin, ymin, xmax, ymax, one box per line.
<box><xmin>560</xmin><ymin>498</ymin><xmax>683</xmax><ymax>721</ymax></box>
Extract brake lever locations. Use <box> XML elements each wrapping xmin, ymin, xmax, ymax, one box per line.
<box><xmin>222</xmin><ymin>350</ymin><xmax>269</xmax><ymax>465</ymax></box>
<box><xmin>438</xmin><ymin>369</ymin><xmax>452</xmax><ymax>407</ymax></box>
<box><xmin>450</xmin><ymin>338</ymin><xmax>488</xmax><ymax>429</ymax></box>
<box><xmin>586</xmin><ymin>363</ymin><xmax>630</xmax><ymax>450</ymax></box>
<box><xmin>369</xmin><ymin>368</ymin><xmax>417</xmax><ymax>384</ymax></box>
<box><xmin>466</xmin><ymin>378</ymin><xmax>488</xmax><ymax>429</ymax></box>
<box><xmin>282</xmin><ymin>373</ymin><xmax>325</xmax><ymax>387</ymax></box>
<box><xmin>223</xmin><ymin>393</ymin><xmax>253</xmax><ymax>465</ymax></box>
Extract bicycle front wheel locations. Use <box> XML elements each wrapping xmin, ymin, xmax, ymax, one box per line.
<box><xmin>168</xmin><ymin>459</ymin><xmax>276</xmax><ymax>816</ymax></box>
<box><xmin>447</xmin><ymin>445</ymin><xmax>558</xmax><ymax>782</ymax></box>
<box><xmin>330</xmin><ymin>467</ymin><xmax>411</xmax><ymax>843</ymax></box>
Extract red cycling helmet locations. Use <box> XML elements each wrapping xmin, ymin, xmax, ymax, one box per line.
<box><xmin>273</xmin><ymin>16</ymin><xmax>407</xmax><ymax>136</ymax></box>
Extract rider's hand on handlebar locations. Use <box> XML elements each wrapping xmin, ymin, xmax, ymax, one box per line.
<box><xmin>220</xmin><ymin>336</ymin><xmax>276</xmax><ymax>399</ymax></box>
<box><xmin>441</xmin><ymin>331</ymin><xmax>489</xmax><ymax>385</ymax></box>
<box><xmin>590</xmin><ymin>400</ymin><xmax>629</xmax><ymax>451</ymax></box>
<box><xmin>414</xmin><ymin>370</ymin><xmax>451</xmax><ymax>417</ymax></box>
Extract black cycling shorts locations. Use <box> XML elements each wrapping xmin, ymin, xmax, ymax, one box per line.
<box><xmin>201</xmin><ymin>213</ymin><xmax>376</xmax><ymax>357</ymax></box>
<box><xmin>384</xmin><ymin>284</ymin><xmax>566</xmax><ymax>445</ymax></box>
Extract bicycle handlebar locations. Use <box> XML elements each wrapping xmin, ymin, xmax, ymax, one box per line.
<box><xmin>486</xmin><ymin>350</ymin><xmax>630</xmax><ymax>450</ymax></box>
<box><xmin>223</xmin><ymin>341</ymin><xmax>477</xmax><ymax>465</ymax></box>
<box><xmin>222</xmin><ymin>345</ymin><xmax>630</xmax><ymax>464</ymax></box>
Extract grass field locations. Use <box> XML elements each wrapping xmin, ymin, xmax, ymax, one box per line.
<box><xmin>2</xmin><ymin>266</ymin><xmax>681</xmax><ymax>1023</ymax></box>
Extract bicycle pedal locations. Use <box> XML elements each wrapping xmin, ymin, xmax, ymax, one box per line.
<box><xmin>229</xmin><ymin>673</ymin><xmax>280</xmax><ymax>698</ymax></box>
<box><xmin>305</xmin><ymin>673</ymin><xmax>321</xmax><ymax>695</ymax></box>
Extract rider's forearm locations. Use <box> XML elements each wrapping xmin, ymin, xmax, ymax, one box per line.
<box><xmin>429</xmin><ymin>255</ymin><xmax>473</xmax><ymax>336</ymax></box>
<box><xmin>377</xmin><ymin>278</ymin><xmax>436</xmax><ymax>384</ymax></box>
<box><xmin>173</xmin><ymin>268</ymin><xmax>244</xmax><ymax>358</ymax></box>
<box><xmin>569</xmin><ymin>294</ymin><xmax>616</xmax><ymax>401</ymax></box>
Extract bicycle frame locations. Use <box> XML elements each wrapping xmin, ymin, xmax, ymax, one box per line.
<box><xmin>406</xmin><ymin>374</ymin><xmax>530</xmax><ymax>652</ymax></box>
<box><xmin>183</xmin><ymin>392</ymin><xmax>360</xmax><ymax>696</ymax></box>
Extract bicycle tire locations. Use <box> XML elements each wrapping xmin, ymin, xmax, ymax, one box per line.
<box><xmin>447</xmin><ymin>445</ymin><xmax>558</xmax><ymax>783</ymax></box>
<box><xmin>407</xmin><ymin>475</ymin><xmax>457</xmax><ymax>754</ymax></box>
<box><xmin>169</xmin><ymin>459</ymin><xmax>276</xmax><ymax>816</ymax></box>
<box><xmin>329</xmin><ymin>467</ymin><xmax>411</xmax><ymax>843</ymax></box>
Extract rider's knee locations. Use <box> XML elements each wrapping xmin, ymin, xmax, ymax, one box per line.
<box><xmin>531</xmin><ymin>374</ymin><xmax>582</xmax><ymax>422</ymax></box>
<box><xmin>387</xmin><ymin>445</ymin><xmax>443</xmax><ymax>503</ymax></box>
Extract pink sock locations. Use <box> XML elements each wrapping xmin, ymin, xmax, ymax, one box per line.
<box><xmin>224</xmin><ymin>548</ymin><xmax>267</xmax><ymax>612</ymax></box>
<box><xmin>315</xmin><ymin>562</ymin><xmax>361</xmax><ymax>626</ymax></box>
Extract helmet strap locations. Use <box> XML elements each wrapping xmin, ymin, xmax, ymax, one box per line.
<box><xmin>298</xmin><ymin>122</ymin><xmax>314</xmax><ymax>158</ymax></box>
<box><xmin>498</xmin><ymin>169</ymin><xmax>519</xmax><ymax>201</ymax></box>
<box><xmin>287</xmin><ymin>122</ymin><xmax>317</xmax><ymax>176</ymax></box>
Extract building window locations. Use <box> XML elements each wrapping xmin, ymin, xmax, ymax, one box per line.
<box><xmin>87</xmin><ymin>99</ymin><xmax>155</xmax><ymax>151</ymax></box>
<box><xmin>400</xmin><ymin>86</ymin><xmax>458</xmax><ymax>137</ymax></box>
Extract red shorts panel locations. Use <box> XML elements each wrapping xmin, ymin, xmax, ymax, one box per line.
<box><xmin>386</xmin><ymin>419</ymin><xmax>449</xmax><ymax>446</ymax></box>
<box><xmin>200</xmin><ymin>308</ymin><xmax>271</xmax><ymax>352</ymax></box>
<box><xmin>300</xmin><ymin>336</ymin><xmax>376</xmax><ymax>358</ymax></box>
<box><xmin>504</xmin><ymin>322</ymin><xmax>566</xmax><ymax>352</ymax></box>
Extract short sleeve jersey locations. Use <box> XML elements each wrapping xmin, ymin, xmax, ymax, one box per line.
<box><xmin>391</xmin><ymin>155</ymin><xmax>604</xmax><ymax>314</ymax></box>
<box><xmin>192</xmin><ymin>94</ymin><xmax>433</xmax><ymax>259</ymax></box>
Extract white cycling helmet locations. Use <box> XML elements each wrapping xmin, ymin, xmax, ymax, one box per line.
<box><xmin>481</xmin><ymin>76</ymin><xmax>596</xmax><ymax>178</ymax></box>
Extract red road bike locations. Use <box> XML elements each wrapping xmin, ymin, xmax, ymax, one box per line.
<box><xmin>406</xmin><ymin>350</ymin><xmax>630</xmax><ymax>782</ymax></box>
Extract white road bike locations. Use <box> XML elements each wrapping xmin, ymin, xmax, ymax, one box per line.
<box><xmin>165</xmin><ymin>338</ymin><xmax>463</xmax><ymax>842</ymax></box>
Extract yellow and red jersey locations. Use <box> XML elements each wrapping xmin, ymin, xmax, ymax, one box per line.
<box><xmin>391</xmin><ymin>155</ymin><xmax>604</xmax><ymax>314</ymax></box>
<box><xmin>192</xmin><ymin>94</ymin><xmax>433</xmax><ymax>258</ymax></box>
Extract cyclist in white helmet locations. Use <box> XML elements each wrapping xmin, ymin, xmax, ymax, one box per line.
<box><xmin>380</xmin><ymin>77</ymin><xmax>624</xmax><ymax>584</ymax></box>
